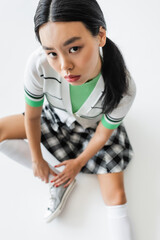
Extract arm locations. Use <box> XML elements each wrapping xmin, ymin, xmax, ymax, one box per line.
<box><xmin>53</xmin><ymin>122</ymin><xmax>114</xmax><ymax>187</ymax></box>
<box><xmin>76</xmin><ymin>74</ymin><xmax>136</xmax><ymax>167</ymax></box>
<box><xmin>24</xmin><ymin>103</ymin><xmax>43</xmax><ymax>161</ymax></box>
<box><xmin>76</xmin><ymin>121</ymin><xmax>114</xmax><ymax>168</ymax></box>
<box><xmin>77</xmin><ymin>73</ymin><xmax>137</xmax><ymax>166</ymax></box>
<box><xmin>23</xmin><ymin>50</ymin><xmax>56</xmax><ymax>182</ymax></box>
<box><xmin>24</xmin><ymin>103</ymin><xmax>57</xmax><ymax>183</ymax></box>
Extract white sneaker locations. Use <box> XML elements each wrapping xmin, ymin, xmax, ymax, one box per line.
<box><xmin>43</xmin><ymin>179</ymin><xmax>76</xmax><ymax>223</ymax></box>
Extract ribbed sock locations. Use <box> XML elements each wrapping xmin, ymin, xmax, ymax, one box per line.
<box><xmin>106</xmin><ymin>203</ymin><xmax>133</xmax><ymax>240</ymax></box>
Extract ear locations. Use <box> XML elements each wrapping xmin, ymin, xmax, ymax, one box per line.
<box><xmin>98</xmin><ymin>26</ymin><xmax>106</xmax><ymax>47</ymax></box>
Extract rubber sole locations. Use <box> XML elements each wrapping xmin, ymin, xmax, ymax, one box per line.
<box><xmin>44</xmin><ymin>179</ymin><xmax>76</xmax><ymax>223</ymax></box>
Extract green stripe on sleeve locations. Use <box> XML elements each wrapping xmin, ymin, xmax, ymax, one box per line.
<box><xmin>101</xmin><ymin>115</ymin><xmax>121</xmax><ymax>129</ymax></box>
<box><xmin>25</xmin><ymin>95</ymin><xmax>44</xmax><ymax>107</ymax></box>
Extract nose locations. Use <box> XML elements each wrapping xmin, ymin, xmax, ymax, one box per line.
<box><xmin>60</xmin><ymin>55</ymin><xmax>73</xmax><ymax>72</ymax></box>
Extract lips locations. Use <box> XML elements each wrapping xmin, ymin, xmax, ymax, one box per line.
<box><xmin>64</xmin><ymin>75</ymin><xmax>81</xmax><ymax>83</ymax></box>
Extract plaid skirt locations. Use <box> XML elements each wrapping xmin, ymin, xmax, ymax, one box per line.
<box><xmin>23</xmin><ymin>104</ymin><xmax>134</xmax><ymax>174</ymax></box>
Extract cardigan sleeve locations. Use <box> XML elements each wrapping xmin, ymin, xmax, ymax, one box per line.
<box><xmin>101</xmin><ymin>76</ymin><xmax>136</xmax><ymax>129</ymax></box>
<box><xmin>24</xmin><ymin>49</ymin><xmax>44</xmax><ymax>107</ymax></box>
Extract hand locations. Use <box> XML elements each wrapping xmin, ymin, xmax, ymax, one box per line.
<box><xmin>51</xmin><ymin>159</ymin><xmax>82</xmax><ymax>188</ymax></box>
<box><xmin>32</xmin><ymin>158</ymin><xmax>57</xmax><ymax>183</ymax></box>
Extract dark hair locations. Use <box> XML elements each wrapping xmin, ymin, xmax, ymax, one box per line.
<box><xmin>34</xmin><ymin>0</ymin><xmax>130</xmax><ymax>114</ymax></box>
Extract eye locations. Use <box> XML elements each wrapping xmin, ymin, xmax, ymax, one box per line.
<box><xmin>47</xmin><ymin>52</ymin><xmax>57</xmax><ymax>58</ymax></box>
<box><xmin>69</xmin><ymin>46</ymin><xmax>81</xmax><ymax>53</ymax></box>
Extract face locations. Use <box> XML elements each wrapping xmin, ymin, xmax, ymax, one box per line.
<box><xmin>39</xmin><ymin>21</ymin><xmax>106</xmax><ymax>85</ymax></box>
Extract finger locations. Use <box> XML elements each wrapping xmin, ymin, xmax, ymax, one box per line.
<box><xmin>50</xmin><ymin>172</ymin><xmax>65</xmax><ymax>182</ymax></box>
<box><xmin>45</xmin><ymin>177</ymin><xmax>49</xmax><ymax>184</ymax></box>
<box><xmin>54</xmin><ymin>161</ymin><xmax>67</xmax><ymax>168</ymax></box>
<box><xmin>64</xmin><ymin>178</ymin><xmax>73</xmax><ymax>188</ymax></box>
<box><xmin>54</xmin><ymin>176</ymin><xmax>68</xmax><ymax>186</ymax></box>
<box><xmin>50</xmin><ymin>169</ymin><xmax>58</xmax><ymax>177</ymax></box>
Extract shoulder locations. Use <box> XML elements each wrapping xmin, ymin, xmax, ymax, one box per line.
<box><xmin>25</xmin><ymin>47</ymin><xmax>47</xmax><ymax>72</ymax></box>
<box><xmin>25</xmin><ymin>46</ymin><xmax>57</xmax><ymax>77</ymax></box>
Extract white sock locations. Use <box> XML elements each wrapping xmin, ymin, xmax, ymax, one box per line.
<box><xmin>0</xmin><ymin>139</ymin><xmax>32</xmax><ymax>169</ymax></box>
<box><xmin>0</xmin><ymin>139</ymin><xmax>60</xmax><ymax>177</ymax></box>
<box><xmin>106</xmin><ymin>203</ymin><xmax>133</xmax><ymax>240</ymax></box>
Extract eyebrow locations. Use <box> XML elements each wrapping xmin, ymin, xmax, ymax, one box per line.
<box><xmin>42</xmin><ymin>36</ymin><xmax>82</xmax><ymax>50</ymax></box>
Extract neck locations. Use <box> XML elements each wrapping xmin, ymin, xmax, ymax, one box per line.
<box><xmin>87</xmin><ymin>54</ymin><xmax>102</xmax><ymax>82</ymax></box>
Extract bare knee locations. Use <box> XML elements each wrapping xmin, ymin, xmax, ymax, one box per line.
<box><xmin>0</xmin><ymin>114</ymin><xmax>26</xmax><ymax>142</ymax></box>
<box><xmin>97</xmin><ymin>172</ymin><xmax>127</xmax><ymax>206</ymax></box>
<box><xmin>103</xmin><ymin>189</ymin><xmax>127</xmax><ymax>206</ymax></box>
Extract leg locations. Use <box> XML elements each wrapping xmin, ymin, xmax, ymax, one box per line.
<box><xmin>0</xmin><ymin>114</ymin><xmax>60</xmax><ymax>173</ymax></box>
<box><xmin>0</xmin><ymin>114</ymin><xmax>32</xmax><ymax>168</ymax></box>
<box><xmin>0</xmin><ymin>114</ymin><xmax>26</xmax><ymax>142</ymax></box>
<box><xmin>0</xmin><ymin>114</ymin><xmax>70</xmax><ymax>222</ymax></box>
<box><xmin>97</xmin><ymin>171</ymin><xmax>127</xmax><ymax>205</ymax></box>
<box><xmin>97</xmin><ymin>172</ymin><xmax>133</xmax><ymax>240</ymax></box>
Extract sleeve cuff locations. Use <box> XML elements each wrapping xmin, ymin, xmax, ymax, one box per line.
<box><xmin>25</xmin><ymin>95</ymin><xmax>44</xmax><ymax>107</ymax></box>
<box><xmin>24</xmin><ymin>86</ymin><xmax>44</xmax><ymax>107</ymax></box>
<box><xmin>101</xmin><ymin>114</ymin><xmax>122</xmax><ymax>129</ymax></box>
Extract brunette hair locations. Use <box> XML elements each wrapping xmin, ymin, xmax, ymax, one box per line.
<box><xmin>34</xmin><ymin>0</ymin><xmax>130</xmax><ymax>114</ymax></box>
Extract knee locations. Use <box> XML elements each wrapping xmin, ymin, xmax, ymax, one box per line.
<box><xmin>103</xmin><ymin>189</ymin><xmax>127</xmax><ymax>206</ymax></box>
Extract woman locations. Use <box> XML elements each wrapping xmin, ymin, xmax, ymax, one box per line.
<box><xmin>0</xmin><ymin>0</ymin><xmax>136</xmax><ymax>239</ymax></box>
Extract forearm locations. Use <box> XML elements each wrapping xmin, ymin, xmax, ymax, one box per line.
<box><xmin>24</xmin><ymin>116</ymin><xmax>43</xmax><ymax>162</ymax></box>
<box><xmin>77</xmin><ymin>122</ymin><xmax>114</xmax><ymax>167</ymax></box>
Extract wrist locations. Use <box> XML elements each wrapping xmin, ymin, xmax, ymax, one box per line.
<box><xmin>30</xmin><ymin>147</ymin><xmax>43</xmax><ymax>163</ymax></box>
<box><xmin>76</xmin><ymin>156</ymin><xmax>88</xmax><ymax>168</ymax></box>
<box><xmin>32</xmin><ymin>154</ymin><xmax>44</xmax><ymax>163</ymax></box>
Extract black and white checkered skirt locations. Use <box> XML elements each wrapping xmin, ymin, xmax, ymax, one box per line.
<box><xmin>23</xmin><ymin>104</ymin><xmax>134</xmax><ymax>174</ymax></box>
